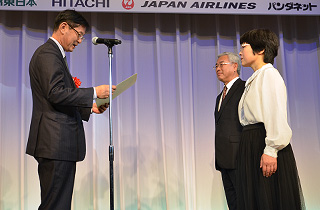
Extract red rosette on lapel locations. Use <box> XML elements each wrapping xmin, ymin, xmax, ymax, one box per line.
<box><xmin>73</xmin><ymin>77</ymin><xmax>81</xmax><ymax>88</ymax></box>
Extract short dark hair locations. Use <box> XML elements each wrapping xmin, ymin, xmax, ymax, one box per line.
<box><xmin>53</xmin><ymin>9</ymin><xmax>89</xmax><ymax>32</ymax></box>
<box><xmin>240</xmin><ymin>29</ymin><xmax>279</xmax><ymax>64</ymax></box>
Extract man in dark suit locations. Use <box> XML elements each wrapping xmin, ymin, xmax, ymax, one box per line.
<box><xmin>26</xmin><ymin>10</ymin><xmax>115</xmax><ymax>210</ymax></box>
<box><xmin>214</xmin><ymin>52</ymin><xmax>245</xmax><ymax>210</ymax></box>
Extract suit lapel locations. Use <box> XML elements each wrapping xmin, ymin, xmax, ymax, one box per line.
<box><xmin>62</xmin><ymin>56</ymin><xmax>77</xmax><ymax>88</ymax></box>
<box><xmin>216</xmin><ymin>78</ymin><xmax>242</xmax><ymax>122</ymax></box>
<box><xmin>47</xmin><ymin>39</ymin><xmax>76</xmax><ymax>88</ymax></box>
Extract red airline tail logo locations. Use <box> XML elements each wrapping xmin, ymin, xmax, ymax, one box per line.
<box><xmin>122</xmin><ymin>0</ymin><xmax>134</xmax><ymax>10</ymax></box>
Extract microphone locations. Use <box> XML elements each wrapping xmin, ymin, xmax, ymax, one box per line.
<box><xmin>92</xmin><ymin>37</ymin><xmax>122</xmax><ymax>45</ymax></box>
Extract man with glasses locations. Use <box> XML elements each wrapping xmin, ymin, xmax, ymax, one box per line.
<box><xmin>213</xmin><ymin>52</ymin><xmax>245</xmax><ymax>210</ymax></box>
<box><xmin>26</xmin><ymin>10</ymin><xmax>115</xmax><ymax>210</ymax></box>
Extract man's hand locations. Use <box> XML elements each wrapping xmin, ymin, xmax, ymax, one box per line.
<box><xmin>95</xmin><ymin>85</ymin><xmax>116</xmax><ymax>99</ymax></box>
<box><xmin>92</xmin><ymin>103</ymin><xmax>108</xmax><ymax>114</ymax></box>
<box><xmin>260</xmin><ymin>154</ymin><xmax>277</xmax><ymax>177</ymax></box>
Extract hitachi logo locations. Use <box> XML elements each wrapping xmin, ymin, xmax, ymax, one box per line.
<box><xmin>52</xmin><ymin>0</ymin><xmax>109</xmax><ymax>8</ymax></box>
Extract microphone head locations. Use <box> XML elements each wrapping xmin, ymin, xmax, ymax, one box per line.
<box><xmin>92</xmin><ymin>37</ymin><xmax>99</xmax><ymax>45</ymax></box>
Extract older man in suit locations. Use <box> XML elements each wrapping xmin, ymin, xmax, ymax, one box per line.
<box><xmin>26</xmin><ymin>10</ymin><xmax>115</xmax><ymax>210</ymax></box>
<box><xmin>214</xmin><ymin>52</ymin><xmax>245</xmax><ymax>210</ymax></box>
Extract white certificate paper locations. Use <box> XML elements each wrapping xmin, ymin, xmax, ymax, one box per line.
<box><xmin>95</xmin><ymin>73</ymin><xmax>137</xmax><ymax>107</ymax></box>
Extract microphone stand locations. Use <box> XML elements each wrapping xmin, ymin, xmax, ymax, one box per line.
<box><xmin>92</xmin><ymin>37</ymin><xmax>121</xmax><ymax>210</ymax></box>
<box><xmin>106</xmin><ymin>42</ymin><xmax>115</xmax><ymax>210</ymax></box>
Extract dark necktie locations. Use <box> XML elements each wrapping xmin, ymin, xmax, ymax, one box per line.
<box><xmin>222</xmin><ymin>85</ymin><xmax>227</xmax><ymax>101</ymax></box>
<box><xmin>64</xmin><ymin>56</ymin><xmax>69</xmax><ymax>71</ymax></box>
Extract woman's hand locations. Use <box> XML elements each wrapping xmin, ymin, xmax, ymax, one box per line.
<box><xmin>260</xmin><ymin>154</ymin><xmax>277</xmax><ymax>177</ymax></box>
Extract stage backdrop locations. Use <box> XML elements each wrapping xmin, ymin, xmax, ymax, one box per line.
<box><xmin>1</xmin><ymin>11</ymin><xmax>320</xmax><ymax>210</ymax></box>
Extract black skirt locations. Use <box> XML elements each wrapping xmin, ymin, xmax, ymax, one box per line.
<box><xmin>237</xmin><ymin>123</ymin><xmax>305</xmax><ymax>210</ymax></box>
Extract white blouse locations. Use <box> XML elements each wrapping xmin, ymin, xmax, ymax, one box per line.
<box><xmin>238</xmin><ymin>63</ymin><xmax>292</xmax><ymax>158</ymax></box>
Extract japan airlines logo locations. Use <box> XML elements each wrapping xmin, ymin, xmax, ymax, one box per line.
<box><xmin>122</xmin><ymin>0</ymin><xmax>134</xmax><ymax>10</ymax></box>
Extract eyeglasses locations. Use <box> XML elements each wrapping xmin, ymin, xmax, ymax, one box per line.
<box><xmin>213</xmin><ymin>62</ymin><xmax>233</xmax><ymax>70</ymax></box>
<box><xmin>240</xmin><ymin>43</ymin><xmax>250</xmax><ymax>51</ymax></box>
<box><xmin>67</xmin><ymin>23</ymin><xmax>85</xmax><ymax>41</ymax></box>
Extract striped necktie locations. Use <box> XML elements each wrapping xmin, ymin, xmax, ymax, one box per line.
<box><xmin>222</xmin><ymin>85</ymin><xmax>227</xmax><ymax>101</ymax></box>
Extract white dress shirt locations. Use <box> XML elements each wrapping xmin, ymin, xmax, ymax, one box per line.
<box><xmin>238</xmin><ymin>63</ymin><xmax>292</xmax><ymax>158</ymax></box>
<box><xmin>50</xmin><ymin>37</ymin><xmax>66</xmax><ymax>58</ymax></box>
<box><xmin>218</xmin><ymin>77</ymin><xmax>239</xmax><ymax>111</ymax></box>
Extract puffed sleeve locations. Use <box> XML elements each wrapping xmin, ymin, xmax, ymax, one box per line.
<box><xmin>260</xmin><ymin>68</ymin><xmax>292</xmax><ymax>157</ymax></box>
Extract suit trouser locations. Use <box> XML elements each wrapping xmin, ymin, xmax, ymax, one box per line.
<box><xmin>221</xmin><ymin>168</ymin><xmax>237</xmax><ymax>210</ymax></box>
<box><xmin>36</xmin><ymin>157</ymin><xmax>76</xmax><ymax>210</ymax></box>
